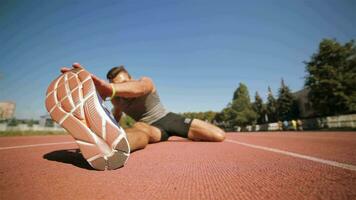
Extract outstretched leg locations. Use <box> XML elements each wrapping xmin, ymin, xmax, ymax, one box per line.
<box><xmin>124</xmin><ymin>122</ymin><xmax>163</xmax><ymax>152</ymax></box>
<box><xmin>187</xmin><ymin>119</ymin><xmax>225</xmax><ymax>142</ymax></box>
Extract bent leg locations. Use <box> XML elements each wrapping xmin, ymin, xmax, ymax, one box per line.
<box><xmin>125</xmin><ymin>127</ymin><xmax>149</xmax><ymax>152</ymax></box>
<box><xmin>132</xmin><ymin>122</ymin><xmax>163</xmax><ymax>143</ymax></box>
<box><xmin>188</xmin><ymin>119</ymin><xmax>225</xmax><ymax>142</ymax></box>
<box><xmin>122</xmin><ymin>122</ymin><xmax>163</xmax><ymax>152</ymax></box>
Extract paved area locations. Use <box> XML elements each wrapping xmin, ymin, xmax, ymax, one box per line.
<box><xmin>1</xmin><ymin>132</ymin><xmax>356</xmax><ymax>200</ymax></box>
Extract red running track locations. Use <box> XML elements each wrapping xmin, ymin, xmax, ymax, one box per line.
<box><xmin>0</xmin><ymin>132</ymin><xmax>356</xmax><ymax>200</ymax></box>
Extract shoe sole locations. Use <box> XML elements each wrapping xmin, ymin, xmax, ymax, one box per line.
<box><xmin>45</xmin><ymin>68</ymin><xmax>130</xmax><ymax>170</ymax></box>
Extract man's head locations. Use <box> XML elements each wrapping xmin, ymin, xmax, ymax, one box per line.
<box><xmin>106</xmin><ymin>65</ymin><xmax>131</xmax><ymax>83</ymax></box>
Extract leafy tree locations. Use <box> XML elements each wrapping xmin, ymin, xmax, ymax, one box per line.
<box><xmin>305</xmin><ymin>39</ymin><xmax>356</xmax><ymax>116</ymax></box>
<box><xmin>204</xmin><ymin>111</ymin><xmax>217</xmax><ymax>122</ymax></box>
<box><xmin>277</xmin><ymin>79</ymin><xmax>299</xmax><ymax>120</ymax></box>
<box><xmin>252</xmin><ymin>91</ymin><xmax>266</xmax><ymax>124</ymax></box>
<box><xmin>230</xmin><ymin>83</ymin><xmax>257</xmax><ymax>127</ymax></box>
<box><xmin>266</xmin><ymin>86</ymin><xmax>278</xmax><ymax>122</ymax></box>
<box><xmin>214</xmin><ymin>104</ymin><xmax>236</xmax><ymax>130</ymax></box>
<box><xmin>182</xmin><ymin>111</ymin><xmax>217</xmax><ymax>123</ymax></box>
<box><xmin>214</xmin><ymin>111</ymin><xmax>225</xmax><ymax>123</ymax></box>
<box><xmin>8</xmin><ymin>118</ymin><xmax>18</xmax><ymax>127</ymax></box>
<box><xmin>27</xmin><ymin>119</ymin><xmax>37</xmax><ymax>127</ymax></box>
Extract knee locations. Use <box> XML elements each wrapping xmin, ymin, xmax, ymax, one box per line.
<box><xmin>127</xmin><ymin>130</ymin><xmax>149</xmax><ymax>152</ymax></box>
<box><xmin>133</xmin><ymin>122</ymin><xmax>161</xmax><ymax>143</ymax></box>
<box><xmin>138</xmin><ymin>133</ymin><xmax>149</xmax><ymax>147</ymax></box>
<box><xmin>214</xmin><ymin>130</ymin><xmax>226</xmax><ymax>142</ymax></box>
<box><xmin>131</xmin><ymin>134</ymin><xmax>148</xmax><ymax>152</ymax></box>
<box><xmin>190</xmin><ymin>120</ymin><xmax>226</xmax><ymax>142</ymax></box>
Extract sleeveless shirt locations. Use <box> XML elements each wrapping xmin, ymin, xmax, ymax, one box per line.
<box><xmin>113</xmin><ymin>91</ymin><xmax>168</xmax><ymax>124</ymax></box>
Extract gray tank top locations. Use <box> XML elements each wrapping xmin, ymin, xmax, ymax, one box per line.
<box><xmin>114</xmin><ymin>91</ymin><xmax>169</xmax><ymax>124</ymax></box>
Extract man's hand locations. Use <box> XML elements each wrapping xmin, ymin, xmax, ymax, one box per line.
<box><xmin>60</xmin><ymin>63</ymin><xmax>113</xmax><ymax>100</ymax></box>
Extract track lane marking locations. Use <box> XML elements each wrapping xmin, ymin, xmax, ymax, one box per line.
<box><xmin>226</xmin><ymin>139</ymin><xmax>356</xmax><ymax>172</ymax></box>
<box><xmin>0</xmin><ymin>141</ymin><xmax>76</xmax><ymax>150</ymax></box>
<box><xmin>1</xmin><ymin>139</ymin><xmax>356</xmax><ymax>172</ymax></box>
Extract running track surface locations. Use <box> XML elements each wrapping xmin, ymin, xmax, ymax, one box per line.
<box><xmin>1</xmin><ymin>132</ymin><xmax>356</xmax><ymax>200</ymax></box>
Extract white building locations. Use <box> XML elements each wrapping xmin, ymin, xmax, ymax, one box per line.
<box><xmin>0</xmin><ymin>101</ymin><xmax>16</xmax><ymax>120</ymax></box>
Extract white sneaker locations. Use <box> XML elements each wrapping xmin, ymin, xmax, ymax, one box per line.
<box><xmin>45</xmin><ymin>68</ymin><xmax>130</xmax><ymax>170</ymax></box>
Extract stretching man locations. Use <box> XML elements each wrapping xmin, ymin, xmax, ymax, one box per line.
<box><xmin>62</xmin><ymin>63</ymin><xmax>225</xmax><ymax>152</ymax></box>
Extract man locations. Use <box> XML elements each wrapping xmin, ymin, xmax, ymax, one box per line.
<box><xmin>62</xmin><ymin>63</ymin><xmax>225</xmax><ymax>153</ymax></box>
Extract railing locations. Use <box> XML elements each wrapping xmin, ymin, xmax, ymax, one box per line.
<box><xmin>0</xmin><ymin>123</ymin><xmax>64</xmax><ymax>132</ymax></box>
<box><xmin>235</xmin><ymin>114</ymin><xmax>356</xmax><ymax>132</ymax></box>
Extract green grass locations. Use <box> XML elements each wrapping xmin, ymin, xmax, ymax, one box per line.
<box><xmin>0</xmin><ymin>131</ymin><xmax>68</xmax><ymax>137</ymax></box>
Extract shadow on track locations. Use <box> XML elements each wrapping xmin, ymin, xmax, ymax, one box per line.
<box><xmin>43</xmin><ymin>149</ymin><xmax>94</xmax><ymax>170</ymax></box>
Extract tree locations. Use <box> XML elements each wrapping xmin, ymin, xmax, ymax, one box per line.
<box><xmin>305</xmin><ymin>39</ymin><xmax>356</xmax><ymax>116</ymax></box>
<box><xmin>204</xmin><ymin>111</ymin><xmax>217</xmax><ymax>122</ymax></box>
<box><xmin>266</xmin><ymin>86</ymin><xmax>278</xmax><ymax>122</ymax></box>
<box><xmin>277</xmin><ymin>79</ymin><xmax>299</xmax><ymax>120</ymax></box>
<box><xmin>27</xmin><ymin>119</ymin><xmax>37</xmax><ymax>127</ymax></box>
<box><xmin>8</xmin><ymin>118</ymin><xmax>18</xmax><ymax>127</ymax></box>
<box><xmin>214</xmin><ymin>104</ymin><xmax>236</xmax><ymax>130</ymax></box>
<box><xmin>230</xmin><ymin>83</ymin><xmax>257</xmax><ymax>127</ymax></box>
<box><xmin>182</xmin><ymin>111</ymin><xmax>217</xmax><ymax>123</ymax></box>
<box><xmin>252</xmin><ymin>91</ymin><xmax>266</xmax><ymax>124</ymax></box>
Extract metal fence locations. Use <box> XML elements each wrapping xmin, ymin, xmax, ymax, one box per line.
<box><xmin>237</xmin><ymin>114</ymin><xmax>356</xmax><ymax>132</ymax></box>
<box><xmin>0</xmin><ymin>123</ymin><xmax>65</xmax><ymax>132</ymax></box>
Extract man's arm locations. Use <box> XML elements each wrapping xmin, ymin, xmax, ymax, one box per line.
<box><xmin>111</xmin><ymin>77</ymin><xmax>154</xmax><ymax>98</ymax></box>
<box><xmin>60</xmin><ymin>63</ymin><xmax>154</xmax><ymax>99</ymax></box>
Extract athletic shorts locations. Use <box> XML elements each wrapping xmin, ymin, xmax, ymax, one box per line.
<box><xmin>151</xmin><ymin>112</ymin><xmax>193</xmax><ymax>141</ymax></box>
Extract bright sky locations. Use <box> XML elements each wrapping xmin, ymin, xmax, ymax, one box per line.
<box><xmin>0</xmin><ymin>0</ymin><xmax>355</xmax><ymax>119</ymax></box>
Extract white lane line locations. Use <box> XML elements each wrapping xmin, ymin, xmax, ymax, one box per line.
<box><xmin>0</xmin><ymin>141</ymin><xmax>76</xmax><ymax>150</ymax></box>
<box><xmin>226</xmin><ymin>139</ymin><xmax>356</xmax><ymax>172</ymax></box>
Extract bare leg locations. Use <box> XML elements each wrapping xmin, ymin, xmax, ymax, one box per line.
<box><xmin>132</xmin><ymin>122</ymin><xmax>162</xmax><ymax>143</ymax></box>
<box><xmin>125</xmin><ymin>127</ymin><xmax>149</xmax><ymax>152</ymax></box>
<box><xmin>124</xmin><ymin>122</ymin><xmax>163</xmax><ymax>152</ymax></box>
<box><xmin>187</xmin><ymin>119</ymin><xmax>225</xmax><ymax>142</ymax></box>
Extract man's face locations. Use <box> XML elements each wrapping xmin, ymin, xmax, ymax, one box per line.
<box><xmin>111</xmin><ymin>72</ymin><xmax>131</xmax><ymax>83</ymax></box>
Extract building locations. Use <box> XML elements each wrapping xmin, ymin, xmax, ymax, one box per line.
<box><xmin>40</xmin><ymin>114</ymin><xmax>54</xmax><ymax>127</ymax></box>
<box><xmin>39</xmin><ymin>114</ymin><xmax>62</xmax><ymax>128</ymax></box>
<box><xmin>0</xmin><ymin>101</ymin><xmax>16</xmax><ymax>120</ymax></box>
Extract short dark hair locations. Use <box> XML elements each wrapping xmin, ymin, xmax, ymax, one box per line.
<box><xmin>106</xmin><ymin>65</ymin><xmax>131</xmax><ymax>80</ymax></box>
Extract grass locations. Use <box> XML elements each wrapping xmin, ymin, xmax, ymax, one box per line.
<box><xmin>0</xmin><ymin>131</ymin><xmax>68</xmax><ymax>137</ymax></box>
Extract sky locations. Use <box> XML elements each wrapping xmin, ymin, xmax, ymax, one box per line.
<box><xmin>0</xmin><ymin>0</ymin><xmax>355</xmax><ymax>119</ymax></box>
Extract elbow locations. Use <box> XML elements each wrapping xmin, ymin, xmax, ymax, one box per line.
<box><xmin>140</xmin><ymin>77</ymin><xmax>154</xmax><ymax>95</ymax></box>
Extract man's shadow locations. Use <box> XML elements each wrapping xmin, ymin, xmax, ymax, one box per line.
<box><xmin>43</xmin><ymin>149</ymin><xmax>94</xmax><ymax>170</ymax></box>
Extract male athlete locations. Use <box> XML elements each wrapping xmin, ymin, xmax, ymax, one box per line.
<box><xmin>61</xmin><ymin>63</ymin><xmax>225</xmax><ymax>152</ymax></box>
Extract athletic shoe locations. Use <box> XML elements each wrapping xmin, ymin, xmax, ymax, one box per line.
<box><xmin>45</xmin><ymin>68</ymin><xmax>130</xmax><ymax>170</ymax></box>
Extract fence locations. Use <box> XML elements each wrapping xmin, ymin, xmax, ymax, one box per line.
<box><xmin>236</xmin><ymin>113</ymin><xmax>356</xmax><ymax>132</ymax></box>
<box><xmin>0</xmin><ymin>123</ymin><xmax>65</xmax><ymax>132</ymax></box>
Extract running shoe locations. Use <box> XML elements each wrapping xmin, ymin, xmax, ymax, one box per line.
<box><xmin>45</xmin><ymin>68</ymin><xmax>130</xmax><ymax>170</ymax></box>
